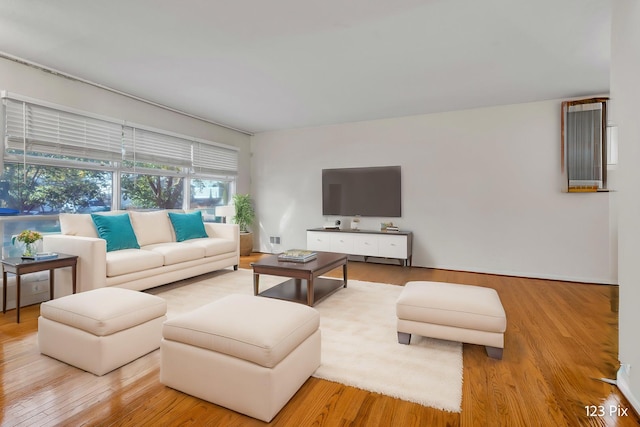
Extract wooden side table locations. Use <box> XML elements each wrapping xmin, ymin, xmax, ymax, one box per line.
<box><xmin>2</xmin><ymin>253</ymin><xmax>78</xmax><ymax>323</ymax></box>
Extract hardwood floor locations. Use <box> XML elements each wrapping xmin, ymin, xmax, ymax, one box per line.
<box><xmin>1</xmin><ymin>254</ymin><xmax>637</xmax><ymax>426</ymax></box>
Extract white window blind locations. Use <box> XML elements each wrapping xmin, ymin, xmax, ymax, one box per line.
<box><xmin>567</xmin><ymin>104</ymin><xmax>602</xmax><ymax>188</ymax></box>
<box><xmin>4</xmin><ymin>98</ymin><xmax>122</xmax><ymax>162</ymax></box>
<box><xmin>2</xmin><ymin>92</ymin><xmax>239</xmax><ymax>175</ymax></box>
<box><xmin>562</xmin><ymin>98</ymin><xmax>607</xmax><ymax>192</ymax></box>
<box><xmin>122</xmin><ymin>127</ymin><xmax>193</xmax><ymax>168</ymax></box>
<box><xmin>194</xmin><ymin>141</ymin><xmax>238</xmax><ymax>174</ymax></box>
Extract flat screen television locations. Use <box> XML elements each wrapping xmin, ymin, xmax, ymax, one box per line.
<box><xmin>322</xmin><ymin>166</ymin><xmax>401</xmax><ymax>217</ymax></box>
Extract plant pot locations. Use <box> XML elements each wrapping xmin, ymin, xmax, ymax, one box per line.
<box><xmin>239</xmin><ymin>232</ymin><xmax>253</xmax><ymax>256</ymax></box>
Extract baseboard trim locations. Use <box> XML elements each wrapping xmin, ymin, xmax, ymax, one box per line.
<box><xmin>617</xmin><ymin>366</ymin><xmax>640</xmax><ymax>417</ymax></box>
<box><xmin>426</xmin><ymin>263</ymin><xmax>616</xmax><ymax>285</ymax></box>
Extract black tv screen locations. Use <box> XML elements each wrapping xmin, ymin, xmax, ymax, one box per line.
<box><xmin>322</xmin><ymin>166</ymin><xmax>401</xmax><ymax>217</ymax></box>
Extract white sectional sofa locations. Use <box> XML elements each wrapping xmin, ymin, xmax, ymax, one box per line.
<box><xmin>43</xmin><ymin>210</ymin><xmax>239</xmax><ymax>293</ymax></box>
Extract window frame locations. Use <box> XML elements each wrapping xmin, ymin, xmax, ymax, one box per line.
<box><xmin>561</xmin><ymin>97</ymin><xmax>609</xmax><ymax>192</ymax></box>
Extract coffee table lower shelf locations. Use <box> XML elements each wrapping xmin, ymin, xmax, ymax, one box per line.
<box><xmin>259</xmin><ymin>277</ymin><xmax>345</xmax><ymax>306</ymax></box>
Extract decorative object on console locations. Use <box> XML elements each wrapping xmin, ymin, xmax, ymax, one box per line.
<box><xmin>350</xmin><ymin>217</ymin><xmax>360</xmax><ymax>230</ymax></box>
<box><xmin>12</xmin><ymin>229</ymin><xmax>43</xmax><ymax>259</ymax></box>
<box><xmin>323</xmin><ymin>220</ymin><xmax>340</xmax><ymax>230</ymax></box>
<box><xmin>232</xmin><ymin>194</ymin><xmax>255</xmax><ymax>256</ymax></box>
<box><xmin>380</xmin><ymin>222</ymin><xmax>394</xmax><ymax>231</ymax></box>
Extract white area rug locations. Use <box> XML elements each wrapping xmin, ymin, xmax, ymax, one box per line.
<box><xmin>148</xmin><ymin>269</ymin><xmax>463</xmax><ymax>412</ymax></box>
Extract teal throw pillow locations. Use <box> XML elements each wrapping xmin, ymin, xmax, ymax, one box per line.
<box><xmin>168</xmin><ymin>211</ymin><xmax>208</xmax><ymax>242</ymax></box>
<box><xmin>91</xmin><ymin>213</ymin><xmax>140</xmax><ymax>252</ymax></box>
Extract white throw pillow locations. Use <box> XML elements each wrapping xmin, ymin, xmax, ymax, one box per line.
<box><xmin>59</xmin><ymin>213</ymin><xmax>99</xmax><ymax>238</ymax></box>
<box><xmin>129</xmin><ymin>210</ymin><xmax>176</xmax><ymax>246</ymax></box>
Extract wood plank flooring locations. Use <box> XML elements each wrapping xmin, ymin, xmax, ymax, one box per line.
<box><xmin>0</xmin><ymin>254</ymin><xmax>637</xmax><ymax>426</ymax></box>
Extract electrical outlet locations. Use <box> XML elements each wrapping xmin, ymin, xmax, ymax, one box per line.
<box><xmin>270</xmin><ymin>236</ymin><xmax>281</xmax><ymax>244</ymax></box>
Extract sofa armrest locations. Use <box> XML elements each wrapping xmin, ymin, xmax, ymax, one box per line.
<box><xmin>204</xmin><ymin>223</ymin><xmax>240</xmax><ymax>268</ymax></box>
<box><xmin>204</xmin><ymin>223</ymin><xmax>240</xmax><ymax>243</ymax></box>
<box><xmin>43</xmin><ymin>234</ymin><xmax>107</xmax><ymax>293</ymax></box>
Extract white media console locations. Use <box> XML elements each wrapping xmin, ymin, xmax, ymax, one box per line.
<box><xmin>306</xmin><ymin>228</ymin><xmax>413</xmax><ymax>266</ymax></box>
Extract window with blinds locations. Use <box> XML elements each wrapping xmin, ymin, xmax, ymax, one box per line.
<box><xmin>1</xmin><ymin>91</ymin><xmax>238</xmax><ymax>176</ymax></box>
<box><xmin>3</xmin><ymin>98</ymin><xmax>122</xmax><ymax>165</ymax></box>
<box><xmin>561</xmin><ymin>98</ymin><xmax>608</xmax><ymax>192</ymax></box>
<box><xmin>122</xmin><ymin>126</ymin><xmax>193</xmax><ymax>172</ymax></box>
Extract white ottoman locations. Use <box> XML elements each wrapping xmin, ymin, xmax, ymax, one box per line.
<box><xmin>160</xmin><ymin>294</ymin><xmax>321</xmax><ymax>422</ymax></box>
<box><xmin>38</xmin><ymin>287</ymin><xmax>167</xmax><ymax>375</ymax></box>
<box><xmin>396</xmin><ymin>281</ymin><xmax>507</xmax><ymax>359</ymax></box>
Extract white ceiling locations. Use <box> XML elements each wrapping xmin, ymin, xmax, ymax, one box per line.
<box><xmin>0</xmin><ymin>0</ymin><xmax>610</xmax><ymax>134</ymax></box>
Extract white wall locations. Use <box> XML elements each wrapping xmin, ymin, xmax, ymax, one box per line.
<box><xmin>0</xmin><ymin>57</ymin><xmax>252</xmax><ymax>193</ymax></box>
<box><xmin>612</xmin><ymin>0</ymin><xmax>640</xmax><ymax>414</ymax></box>
<box><xmin>252</xmin><ymin>99</ymin><xmax>614</xmax><ymax>284</ymax></box>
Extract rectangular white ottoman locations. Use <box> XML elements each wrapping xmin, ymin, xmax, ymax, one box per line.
<box><xmin>38</xmin><ymin>287</ymin><xmax>167</xmax><ymax>375</ymax></box>
<box><xmin>396</xmin><ymin>281</ymin><xmax>507</xmax><ymax>359</ymax></box>
<box><xmin>160</xmin><ymin>294</ymin><xmax>321</xmax><ymax>423</ymax></box>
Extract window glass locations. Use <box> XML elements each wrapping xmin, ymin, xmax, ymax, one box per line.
<box><xmin>121</xmin><ymin>172</ymin><xmax>184</xmax><ymax>210</ymax></box>
<box><xmin>1</xmin><ymin>164</ymin><xmax>112</xmax><ymax>214</ymax></box>
<box><xmin>190</xmin><ymin>178</ymin><xmax>233</xmax><ymax>222</ymax></box>
<box><xmin>0</xmin><ymin>163</ymin><xmax>111</xmax><ymax>256</ymax></box>
<box><xmin>562</xmin><ymin>98</ymin><xmax>608</xmax><ymax>192</ymax></box>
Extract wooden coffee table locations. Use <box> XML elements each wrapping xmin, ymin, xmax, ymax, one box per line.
<box><xmin>251</xmin><ymin>251</ymin><xmax>348</xmax><ymax>306</ymax></box>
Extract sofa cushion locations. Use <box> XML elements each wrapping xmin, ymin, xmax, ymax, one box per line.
<box><xmin>105</xmin><ymin>249</ymin><xmax>164</xmax><ymax>277</ymax></box>
<box><xmin>143</xmin><ymin>242</ymin><xmax>205</xmax><ymax>265</ymax></box>
<box><xmin>92</xmin><ymin>213</ymin><xmax>140</xmax><ymax>252</ymax></box>
<box><xmin>59</xmin><ymin>211</ymin><xmax>128</xmax><ymax>238</ymax></box>
<box><xmin>168</xmin><ymin>211</ymin><xmax>208</xmax><ymax>242</ymax></box>
<box><xmin>188</xmin><ymin>237</ymin><xmax>237</xmax><ymax>257</ymax></box>
<box><xmin>130</xmin><ymin>210</ymin><xmax>175</xmax><ymax>246</ymax></box>
<box><xmin>59</xmin><ymin>213</ymin><xmax>99</xmax><ymax>238</ymax></box>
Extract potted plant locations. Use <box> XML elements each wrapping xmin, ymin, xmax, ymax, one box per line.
<box><xmin>232</xmin><ymin>194</ymin><xmax>255</xmax><ymax>256</ymax></box>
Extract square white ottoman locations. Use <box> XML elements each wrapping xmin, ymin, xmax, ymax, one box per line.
<box><xmin>396</xmin><ymin>281</ymin><xmax>507</xmax><ymax>359</ymax></box>
<box><xmin>160</xmin><ymin>294</ymin><xmax>321</xmax><ymax>423</ymax></box>
<box><xmin>38</xmin><ymin>287</ymin><xmax>167</xmax><ymax>375</ymax></box>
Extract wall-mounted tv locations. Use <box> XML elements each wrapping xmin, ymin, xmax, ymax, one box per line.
<box><xmin>322</xmin><ymin>166</ymin><xmax>401</xmax><ymax>217</ymax></box>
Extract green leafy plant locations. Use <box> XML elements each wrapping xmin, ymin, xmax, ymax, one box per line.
<box><xmin>232</xmin><ymin>194</ymin><xmax>255</xmax><ymax>233</ymax></box>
